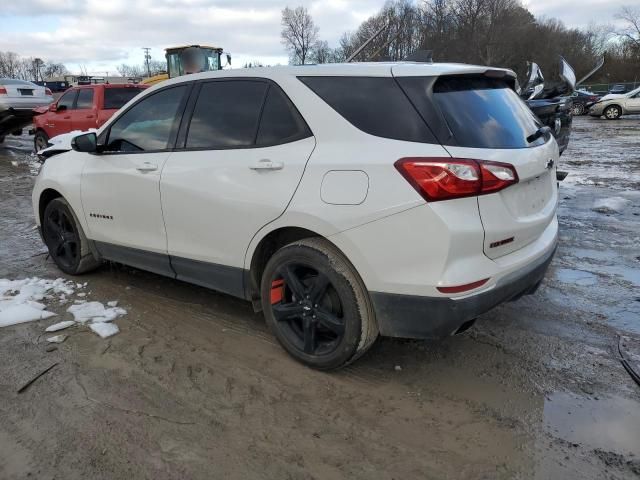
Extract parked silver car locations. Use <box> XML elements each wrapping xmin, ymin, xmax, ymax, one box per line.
<box><xmin>588</xmin><ymin>86</ymin><xmax>640</xmax><ymax>119</ymax></box>
<box><xmin>0</xmin><ymin>78</ymin><xmax>54</xmax><ymax>143</ymax></box>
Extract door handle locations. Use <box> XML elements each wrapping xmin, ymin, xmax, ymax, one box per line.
<box><xmin>86</xmin><ymin>115</ymin><xmax>94</xmax><ymax>118</ymax></box>
<box><xmin>249</xmin><ymin>159</ymin><xmax>284</xmax><ymax>171</ymax></box>
<box><xmin>136</xmin><ymin>162</ymin><xmax>158</xmax><ymax>172</ymax></box>
<box><xmin>63</xmin><ymin>115</ymin><xmax>71</xmax><ymax>119</ymax></box>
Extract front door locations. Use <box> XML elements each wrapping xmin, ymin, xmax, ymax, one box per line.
<box><xmin>625</xmin><ymin>91</ymin><xmax>640</xmax><ymax>113</ymax></box>
<box><xmin>70</xmin><ymin>87</ymin><xmax>97</xmax><ymax>131</ymax></box>
<box><xmin>46</xmin><ymin>89</ymin><xmax>76</xmax><ymax>137</ymax></box>
<box><xmin>81</xmin><ymin>84</ymin><xmax>190</xmax><ymax>276</ymax></box>
<box><xmin>160</xmin><ymin>79</ymin><xmax>315</xmax><ymax>297</ymax></box>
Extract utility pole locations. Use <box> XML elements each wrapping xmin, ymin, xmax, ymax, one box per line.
<box><xmin>142</xmin><ymin>47</ymin><xmax>151</xmax><ymax>77</ymax></box>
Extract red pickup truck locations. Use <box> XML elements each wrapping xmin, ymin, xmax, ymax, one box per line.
<box><xmin>33</xmin><ymin>83</ymin><xmax>148</xmax><ymax>151</ymax></box>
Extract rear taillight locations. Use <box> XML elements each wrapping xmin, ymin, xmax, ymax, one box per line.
<box><xmin>0</xmin><ymin>86</ymin><xmax>7</xmax><ymax>95</ymax></box>
<box><xmin>45</xmin><ymin>88</ymin><xmax>52</xmax><ymax>96</ymax></box>
<box><xmin>395</xmin><ymin>157</ymin><xmax>518</xmax><ymax>202</ymax></box>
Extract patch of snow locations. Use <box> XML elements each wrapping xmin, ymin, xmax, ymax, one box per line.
<box><xmin>45</xmin><ymin>320</ymin><xmax>76</xmax><ymax>332</ymax></box>
<box><xmin>77</xmin><ymin>292</ymin><xmax>86</xmax><ymax>297</ymax></box>
<box><xmin>592</xmin><ymin>197</ymin><xmax>630</xmax><ymax>214</ymax></box>
<box><xmin>67</xmin><ymin>301</ymin><xmax>127</xmax><ymax>324</ymax></box>
<box><xmin>46</xmin><ymin>334</ymin><xmax>68</xmax><ymax>343</ymax></box>
<box><xmin>90</xmin><ymin>322</ymin><xmax>119</xmax><ymax>338</ymax></box>
<box><xmin>0</xmin><ymin>304</ymin><xmax>57</xmax><ymax>328</ymax></box>
<box><xmin>0</xmin><ymin>278</ymin><xmax>75</xmax><ymax>328</ymax></box>
<box><xmin>107</xmin><ymin>301</ymin><xmax>118</xmax><ymax>307</ymax></box>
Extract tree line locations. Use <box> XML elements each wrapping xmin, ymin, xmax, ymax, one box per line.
<box><xmin>0</xmin><ymin>51</ymin><xmax>67</xmax><ymax>82</ymax></box>
<box><xmin>281</xmin><ymin>1</ymin><xmax>640</xmax><ymax>83</ymax></box>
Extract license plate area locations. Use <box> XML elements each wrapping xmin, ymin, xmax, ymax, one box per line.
<box><xmin>18</xmin><ymin>89</ymin><xmax>34</xmax><ymax>96</ymax></box>
<box><xmin>502</xmin><ymin>172</ymin><xmax>552</xmax><ymax>218</ymax></box>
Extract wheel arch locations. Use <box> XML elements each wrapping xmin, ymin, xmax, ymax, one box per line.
<box><xmin>38</xmin><ymin>188</ymin><xmax>63</xmax><ymax>225</ymax></box>
<box><xmin>246</xmin><ymin>226</ymin><xmax>357</xmax><ymax>307</ymax></box>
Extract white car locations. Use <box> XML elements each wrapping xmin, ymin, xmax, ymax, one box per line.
<box><xmin>32</xmin><ymin>63</ymin><xmax>559</xmax><ymax>369</ymax></box>
<box><xmin>588</xmin><ymin>86</ymin><xmax>640</xmax><ymax>119</ymax></box>
<box><xmin>0</xmin><ymin>78</ymin><xmax>54</xmax><ymax>142</ymax></box>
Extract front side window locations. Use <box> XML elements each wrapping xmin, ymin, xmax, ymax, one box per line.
<box><xmin>106</xmin><ymin>85</ymin><xmax>187</xmax><ymax>152</ymax></box>
<box><xmin>186</xmin><ymin>81</ymin><xmax>268</xmax><ymax>149</ymax></box>
<box><xmin>57</xmin><ymin>90</ymin><xmax>77</xmax><ymax>110</ymax></box>
<box><xmin>75</xmin><ymin>89</ymin><xmax>94</xmax><ymax>109</ymax></box>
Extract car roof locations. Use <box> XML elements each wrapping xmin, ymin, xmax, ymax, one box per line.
<box><xmin>153</xmin><ymin>62</ymin><xmax>514</xmax><ymax>89</ymax></box>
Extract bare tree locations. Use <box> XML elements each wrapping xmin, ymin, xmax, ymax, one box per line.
<box><xmin>281</xmin><ymin>6</ymin><xmax>318</xmax><ymax>65</ymax></box>
<box><xmin>615</xmin><ymin>6</ymin><xmax>640</xmax><ymax>48</ymax></box>
<box><xmin>310</xmin><ymin>40</ymin><xmax>332</xmax><ymax>63</ymax></box>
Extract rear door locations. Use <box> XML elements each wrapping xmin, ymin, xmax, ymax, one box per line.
<box><xmin>160</xmin><ymin>79</ymin><xmax>315</xmax><ymax>296</ymax></box>
<box><xmin>395</xmin><ymin>69</ymin><xmax>558</xmax><ymax>259</ymax></box>
<box><xmin>70</xmin><ymin>87</ymin><xmax>97</xmax><ymax>131</ymax></box>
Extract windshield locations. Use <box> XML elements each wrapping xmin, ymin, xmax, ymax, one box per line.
<box><xmin>167</xmin><ymin>48</ymin><xmax>220</xmax><ymax>77</ymax></box>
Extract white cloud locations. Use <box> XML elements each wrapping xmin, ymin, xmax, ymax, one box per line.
<box><xmin>1</xmin><ymin>0</ymin><xmax>387</xmax><ymax>74</ymax></box>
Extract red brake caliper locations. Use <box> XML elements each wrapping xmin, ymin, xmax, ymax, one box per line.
<box><xmin>270</xmin><ymin>279</ymin><xmax>284</xmax><ymax>305</ymax></box>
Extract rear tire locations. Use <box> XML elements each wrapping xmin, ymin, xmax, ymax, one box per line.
<box><xmin>260</xmin><ymin>238</ymin><xmax>378</xmax><ymax>370</ymax></box>
<box><xmin>42</xmin><ymin>198</ymin><xmax>101</xmax><ymax>275</ymax></box>
<box><xmin>604</xmin><ymin>105</ymin><xmax>622</xmax><ymax>120</ymax></box>
<box><xmin>34</xmin><ymin>131</ymin><xmax>49</xmax><ymax>152</ymax></box>
<box><xmin>571</xmin><ymin>103</ymin><xmax>585</xmax><ymax>116</ymax></box>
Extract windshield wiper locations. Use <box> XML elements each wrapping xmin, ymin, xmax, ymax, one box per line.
<box><xmin>527</xmin><ymin>125</ymin><xmax>551</xmax><ymax>143</ymax></box>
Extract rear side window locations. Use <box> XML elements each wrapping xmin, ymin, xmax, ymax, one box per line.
<box><xmin>298</xmin><ymin>76</ymin><xmax>436</xmax><ymax>143</ymax></box>
<box><xmin>401</xmin><ymin>76</ymin><xmax>543</xmax><ymax>149</ymax></box>
<box><xmin>256</xmin><ymin>86</ymin><xmax>310</xmax><ymax>146</ymax></box>
<box><xmin>104</xmin><ymin>87</ymin><xmax>146</xmax><ymax>109</ymax></box>
<box><xmin>75</xmin><ymin>89</ymin><xmax>94</xmax><ymax>109</ymax></box>
<box><xmin>186</xmin><ymin>81</ymin><xmax>268</xmax><ymax>149</ymax></box>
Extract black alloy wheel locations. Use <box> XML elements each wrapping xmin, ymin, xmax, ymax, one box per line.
<box><xmin>43</xmin><ymin>200</ymin><xmax>81</xmax><ymax>273</ymax></box>
<box><xmin>270</xmin><ymin>262</ymin><xmax>345</xmax><ymax>356</ymax></box>
<box><xmin>261</xmin><ymin>238</ymin><xmax>378</xmax><ymax>370</ymax></box>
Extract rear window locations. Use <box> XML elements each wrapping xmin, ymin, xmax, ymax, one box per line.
<box><xmin>298</xmin><ymin>76</ymin><xmax>436</xmax><ymax>143</ymax></box>
<box><xmin>104</xmin><ymin>87</ymin><xmax>146</xmax><ymax>110</ymax></box>
<box><xmin>401</xmin><ymin>76</ymin><xmax>543</xmax><ymax>149</ymax></box>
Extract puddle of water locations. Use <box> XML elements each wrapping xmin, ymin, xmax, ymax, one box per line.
<box><xmin>544</xmin><ymin>392</ymin><xmax>640</xmax><ymax>457</ymax></box>
<box><xmin>555</xmin><ymin>268</ymin><xmax>599</xmax><ymax>286</ymax></box>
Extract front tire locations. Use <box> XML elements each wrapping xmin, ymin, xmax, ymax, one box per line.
<box><xmin>34</xmin><ymin>130</ymin><xmax>49</xmax><ymax>152</ymax></box>
<box><xmin>42</xmin><ymin>198</ymin><xmax>100</xmax><ymax>275</ymax></box>
<box><xmin>260</xmin><ymin>238</ymin><xmax>378</xmax><ymax>370</ymax></box>
<box><xmin>604</xmin><ymin>105</ymin><xmax>622</xmax><ymax>120</ymax></box>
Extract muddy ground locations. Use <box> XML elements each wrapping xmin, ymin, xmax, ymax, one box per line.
<box><xmin>1</xmin><ymin>116</ymin><xmax>639</xmax><ymax>480</ymax></box>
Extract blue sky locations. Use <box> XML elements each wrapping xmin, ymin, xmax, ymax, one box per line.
<box><xmin>0</xmin><ymin>0</ymin><xmax>631</xmax><ymax>76</ymax></box>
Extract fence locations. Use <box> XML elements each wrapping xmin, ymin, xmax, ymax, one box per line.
<box><xmin>580</xmin><ymin>81</ymin><xmax>640</xmax><ymax>94</ymax></box>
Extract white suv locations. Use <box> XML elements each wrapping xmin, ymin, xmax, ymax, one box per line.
<box><xmin>33</xmin><ymin>63</ymin><xmax>559</xmax><ymax>369</ymax></box>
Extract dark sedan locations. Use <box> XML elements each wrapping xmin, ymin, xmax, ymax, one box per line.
<box><xmin>570</xmin><ymin>90</ymin><xmax>600</xmax><ymax>115</ymax></box>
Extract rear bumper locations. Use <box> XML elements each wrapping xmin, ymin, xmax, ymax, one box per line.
<box><xmin>370</xmin><ymin>241</ymin><xmax>557</xmax><ymax>339</ymax></box>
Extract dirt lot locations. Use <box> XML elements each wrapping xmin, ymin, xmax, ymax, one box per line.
<box><xmin>1</xmin><ymin>115</ymin><xmax>639</xmax><ymax>480</ymax></box>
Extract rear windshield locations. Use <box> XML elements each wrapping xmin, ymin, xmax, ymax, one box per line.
<box><xmin>104</xmin><ymin>87</ymin><xmax>146</xmax><ymax>109</ymax></box>
<box><xmin>298</xmin><ymin>76</ymin><xmax>436</xmax><ymax>143</ymax></box>
<box><xmin>0</xmin><ymin>79</ymin><xmax>35</xmax><ymax>86</ymax></box>
<box><xmin>428</xmin><ymin>76</ymin><xmax>543</xmax><ymax>149</ymax></box>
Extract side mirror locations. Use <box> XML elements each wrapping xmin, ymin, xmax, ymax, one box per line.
<box><xmin>56</xmin><ymin>104</ymin><xmax>67</xmax><ymax>112</ymax></box>
<box><xmin>71</xmin><ymin>132</ymin><xmax>97</xmax><ymax>153</ymax></box>
<box><xmin>49</xmin><ymin>103</ymin><xmax>57</xmax><ymax>112</ymax></box>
